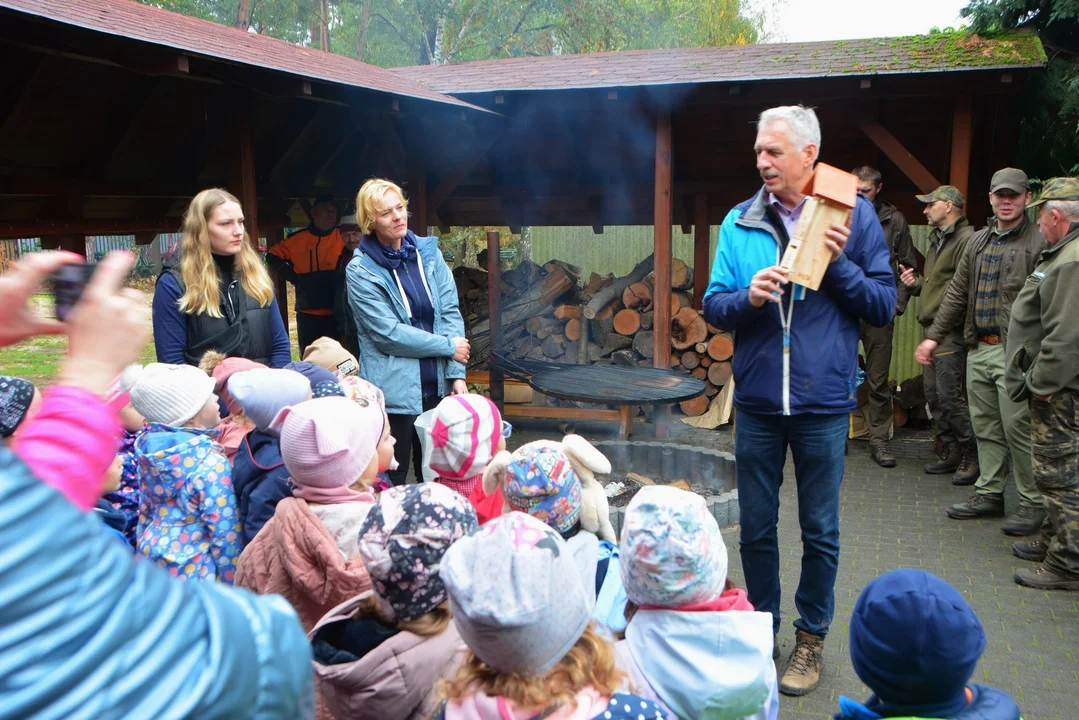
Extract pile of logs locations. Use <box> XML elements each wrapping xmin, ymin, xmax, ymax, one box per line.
<box><xmin>453</xmin><ymin>254</ymin><xmax>734</xmax><ymax>417</ymax></box>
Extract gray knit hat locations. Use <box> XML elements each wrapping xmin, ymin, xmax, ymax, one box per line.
<box><xmin>122</xmin><ymin>363</ymin><xmax>215</xmax><ymax>426</ymax></box>
<box><xmin>227</xmin><ymin>368</ymin><xmax>311</xmax><ymax>433</ymax></box>
<box><xmin>440</xmin><ymin>511</ymin><xmax>598</xmax><ymax>674</ymax></box>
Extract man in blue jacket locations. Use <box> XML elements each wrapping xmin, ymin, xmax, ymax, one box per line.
<box><xmin>703</xmin><ymin>105</ymin><xmax>896</xmax><ymax>698</ymax></box>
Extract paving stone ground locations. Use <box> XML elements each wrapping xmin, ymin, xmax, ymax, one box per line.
<box><xmin>503</xmin><ymin>417</ymin><xmax>1079</xmax><ymax>720</ymax></box>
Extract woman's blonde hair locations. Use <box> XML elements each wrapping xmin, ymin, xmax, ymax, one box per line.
<box><xmin>437</xmin><ymin>625</ymin><xmax>625</xmax><ymax>711</ymax></box>
<box><xmin>353</xmin><ymin>595</ymin><xmax>452</xmax><ymax>638</ymax></box>
<box><xmin>355</xmin><ymin>178</ymin><xmax>408</xmax><ymax>234</ymax></box>
<box><xmin>177</xmin><ymin>188</ymin><xmax>274</xmax><ymax>317</ymax></box>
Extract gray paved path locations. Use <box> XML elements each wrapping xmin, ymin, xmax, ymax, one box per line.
<box><xmin>504</xmin><ymin>418</ymin><xmax>1079</xmax><ymax>720</ymax></box>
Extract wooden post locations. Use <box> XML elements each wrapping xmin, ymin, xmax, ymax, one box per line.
<box><xmin>653</xmin><ymin>110</ymin><xmax>673</xmax><ymax>439</ymax></box>
<box><xmin>264</xmin><ymin>226</ymin><xmax>289</xmax><ymax>328</ymax></box>
<box><xmin>692</xmin><ymin>192</ymin><xmax>709</xmax><ymax>311</ymax></box>
<box><xmin>227</xmin><ymin>91</ymin><xmax>259</xmax><ymax>249</ymax></box>
<box><xmin>408</xmin><ymin>158</ymin><xmax>428</xmax><ymax>235</ymax></box>
<box><xmin>486</xmin><ymin>229</ymin><xmax>504</xmax><ymax>411</ymax></box>
<box><xmin>949</xmin><ymin>95</ymin><xmax>973</xmax><ymax>198</ymax></box>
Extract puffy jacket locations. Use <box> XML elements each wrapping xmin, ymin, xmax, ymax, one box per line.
<box><xmin>616</xmin><ymin>605</ymin><xmax>778</xmax><ymax>720</ymax></box>
<box><xmin>0</xmin><ymin>448</ymin><xmax>314</xmax><ymax>719</ymax></box>
<box><xmin>436</xmin><ymin>690</ymin><xmax>666</xmax><ymax>720</ymax></box>
<box><xmin>311</xmin><ymin>592</ymin><xmax>467</xmax><ymax>720</ymax></box>
<box><xmin>926</xmin><ymin>216</ymin><xmax>1045</xmax><ymax>349</ymax></box>
<box><xmin>834</xmin><ymin>684</ymin><xmax>1021</xmax><ymax>720</ymax></box>
<box><xmin>909</xmin><ymin>216</ymin><xmax>975</xmax><ymax>327</ymax></box>
<box><xmin>235</xmin><ymin>497</ymin><xmax>373</xmax><ymax>631</ymax></box>
<box><xmin>135</xmin><ymin>424</ymin><xmax>243</xmax><ymax>583</ymax></box>
<box><xmin>268</xmin><ymin>226</ymin><xmax>345</xmax><ymax>314</ymax></box>
<box><xmin>703</xmin><ymin>187</ymin><xmax>896</xmax><ymax>415</ymax></box>
<box><xmin>346</xmin><ymin>233</ymin><xmax>467</xmax><ymax>415</ymax></box>
<box><xmin>233</xmin><ymin>428</ymin><xmax>292</xmax><ymax>544</ymax></box>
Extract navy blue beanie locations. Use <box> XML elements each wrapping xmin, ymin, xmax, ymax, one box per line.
<box><xmin>850</xmin><ymin>569</ymin><xmax>986</xmax><ymax>716</ymax></box>
<box><xmin>284</xmin><ymin>361</ymin><xmax>338</xmax><ymax>388</ymax></box>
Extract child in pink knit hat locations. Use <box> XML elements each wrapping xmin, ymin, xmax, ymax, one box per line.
<box><xmin>235</xmin><ymin>395</ymin><xmax>396</xmax><ymax>630</ymax></box>
<box><xmin>421</xmin><ymin>394</ymin><xmax>507</xmax><ymax>500</ymax></box>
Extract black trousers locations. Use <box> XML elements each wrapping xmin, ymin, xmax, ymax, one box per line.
<box><xmin>386</xmin><ymin>395</ymin><xmax>441</xmax><ymax>485</ymax></box>
<box><xmin>296</xmin><ymin>312</ymin><xmax>338</xmax><ymax>358</ymax></box>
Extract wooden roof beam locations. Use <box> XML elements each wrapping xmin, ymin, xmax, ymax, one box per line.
<box><xmin>78</xmin><ymin>77</ymin><xmax>160</xmax><ymax>178</ymax></box>
<box><xmin>856</xmin><ymin>117</ymin><xmax>941</xmax><ymax>192</ymax></box>
<box><xmin>0</xmin><ymin>54</ymin><xmax>44</xmax><ymax>140</ymax></box>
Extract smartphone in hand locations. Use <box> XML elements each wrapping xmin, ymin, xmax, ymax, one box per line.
<box><xmin>52</xmin><ymin>262</ymin><xmax>95</xmax><ymax>321</ymax></box>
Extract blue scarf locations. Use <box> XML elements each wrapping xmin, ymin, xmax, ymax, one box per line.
<box><xmin>359</xmin><ymin>232</ymin><xmax>418</xmax><ymax>270</ymax></box>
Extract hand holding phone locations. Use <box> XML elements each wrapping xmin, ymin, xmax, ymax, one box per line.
<box><xmin>53</xmin><ymin>262</ymin><xmax>96</xmax><ymax>321</ymax></box>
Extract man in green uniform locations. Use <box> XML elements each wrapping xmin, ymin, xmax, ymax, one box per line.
<box><xmin>1005</xmin><ymin>177</ymin><xmax>1079</xmax><ymax>590</ymax></box>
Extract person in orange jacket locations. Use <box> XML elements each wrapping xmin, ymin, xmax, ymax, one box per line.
<box><xmin>268</xmin><ymin>195</ymin><xmax>345</xmax><ymax>355</ymax></box>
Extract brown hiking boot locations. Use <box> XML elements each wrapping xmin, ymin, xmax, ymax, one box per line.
<box><xmin>951</xmin><ymin>446</ymin><xmax>979</xmax><ymax>486</ymax></box>
<box><xmin>1015</xmin><ymin>564</ymin><xmax>1079</xmax><ymax>591</ymax></box>
<box><xmin>871</xmin><ymin>444</ymin><xmax>897</xmax><ymax>468</ymax></box>
<box><xmin>1012</xmin><ymin>538</ymin><xmax>1049</xmax><ymax>562</ymax></box>
<box><xmin>779</xmin><ymin>630</ymin><xmax>824</xmax><ymax>696</ymax></box>
<box><xmin>925</xmin><ymin>442</ymin><xmax>961</xmax><ymax>474</ymax></box>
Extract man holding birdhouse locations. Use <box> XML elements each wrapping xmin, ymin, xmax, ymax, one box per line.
<box><xmin>703</xmin><ymin>105</ymin><xmax>896</xmax><ymax>697</ymax></box>
<box><xmin>916</xmin><ymin>168</ymin><xmax>1046</xmax><ymax>537</ymax></box>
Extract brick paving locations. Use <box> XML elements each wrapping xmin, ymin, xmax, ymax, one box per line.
<box><xmin>504</xmin><ymin>418</ymin><xmax>1079</xmax><ymax>720</ymax></box>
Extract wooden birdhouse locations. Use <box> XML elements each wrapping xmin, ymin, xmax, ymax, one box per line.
<box><xmin>779</xmin><ymin>163</ymin><xmax>858</xmax><ymax>291</ymax></box>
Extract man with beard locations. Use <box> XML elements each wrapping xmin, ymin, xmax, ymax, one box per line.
<box><xmin>704</xmin><ymin>105</ymin><xmax>895</xmax><ymax>697</ymax></box>
<box><xmin>916</xmin><ymin>169</ymin><xmax>1047</xmax><ymax>537</ymax></box>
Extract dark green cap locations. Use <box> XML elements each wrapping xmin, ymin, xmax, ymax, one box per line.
<box><xmin>990</xmin><ymin>167</ymin><xmax>1029</xmax><ymax>194</ymax></box>
<box><xmin>1028</xmin><ymin>177</ymin><xmax>1079</xmax><ymax>209</ymax></box>
<box><xmin>916</xmin><ymin>185</ymin><xmax>965</xmax><ymax>209</ymax></box>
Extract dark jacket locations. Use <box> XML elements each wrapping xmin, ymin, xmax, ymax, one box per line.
<box><xmin>153</xmin><ymin>257</ymin><xmax>291</xmax><ymax>368</ymax></box>
<box><xmin>1005</xmin><ymin>224</ymin><xmax>1079</xmax><ymax>402</ymax></box>
<box><xmin>909</xmin><ymin>216</ymin><xmax>975</xmax><ymax>327</ymax></box>
<box><xmin>876</xmin><ymin>200</ymin><xmax>919</xmax><ymax>315</ymax></box>
<box><xmin>334</xmin><ymin>245</ymin><xmax>360</xmax><ymax>357</ymax></box>
<box><xmin>703</xmin><ymin>187</ymin><xmax>896</xmax><ymax>416</ymax></box>
<box><xmin>232</xmin><ymin>428</ymin><xmax>292</xmax><ymax>544</ymax></box>
<box><xmin>0</xmin><ymin>448</ymin><xmax>313</xmax><ymax>718</ymax></box>
<box><xmin>834</xmin><ymin>684</ymin><xmax>1020</xmax><ymax>719</ymax></box>
<box><xmin>267</xmin><ymin>226</ymin><xmax>344</xmax><ymax>314</ymax></box>
<box><xmin>926</xmin><ymin>217</ymin><xmax>1046</xmax><ymax>348</ymax></box>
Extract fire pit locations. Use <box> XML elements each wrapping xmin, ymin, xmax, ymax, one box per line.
<box><xmin>592</xmin><ymin>440</ymin><xmax>738</xmax><ymax>536</ymax></box>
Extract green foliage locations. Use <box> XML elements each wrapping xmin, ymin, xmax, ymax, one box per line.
<box><xmin>962</xmin><ymin>0</ymin><xmax>1079</xmax><ymax>176</ymax></box>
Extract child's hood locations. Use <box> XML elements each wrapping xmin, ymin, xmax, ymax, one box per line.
<box><xmin>622</xmin><ymin>606</ymin><xmax>775</xmax><ymax>720</ymax></box>
<box><xmin>442</xmin><ymin>688</ymin><xmax>628</xmax><ymax>720</ymax></box>
<box><xmin>135</xmin><ymin>423</ymin><xmax>225</xmax><ymax>499</ymax></box>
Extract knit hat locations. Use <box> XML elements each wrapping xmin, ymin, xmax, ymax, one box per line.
<box><xmin>0</xmin><ymin>376</ymin><xmax>36</xmax><ymax>438</ymax></box>
<box><xmin>339</xmin><ymin>375</ymin><xmax>385</xmax><ymax>409</ymax></box>
<box><xmin>122</xmin><ymin>363</ymin><xmax>215</xmax><ymax>427</ymax></box>
<box><xmin>501</xmin><ymin>440</ymin><xmax>582</xmax><ymax>535</ymax></box>
<box><xmin>272</xmin><ymin>396</ymin><xmax>385</xmax><ymax>504</ymax></box>
<box><xmin>441</xmin><ymin>511</ymin><xmax>598</xmax><ymax>675</ymax></box>
<box><xmin>227</xmin><ymin>368</ymin><xmax>311</xmax><ymax>433</ymax></box>
<box><xmin>339</xmin><ymin>213</ymin><xmax>360</xmax><ymax>228</ymax></box>
<box><xmin>284</xmin><ymin>360</ymin><xmax>339</xmax><ymax>387</ymax></box>
<box><xmin>357</xmin><ymin>483</ymin><xmax>478</xmax><ymax>623</ymax></box>
<box><xmin>198</xmin><ymin>350</ymin><xmax>266</xmax><ymax>415</ymax></box>
<box><xmin>620</xmin><ymin>485</ymin><xmax>727</xmax><ymax>607</ymax></box>
<box><xmin>425</xmin><ymin>394</ymin><xmax>502</xmax><ymax>481</ymax></box>
<box><xmin>311</xmin><ymin>380</ymin><xmax>346</xmax><ymax>398</ymax></box>
<box><xmin>850</xmin><ymin>569</ymin><xmax>986</xmax><ymax>716</ymax></box>
<box><xmin>302</xmin><ymin>336</ymin><xmax>359</xmax><ymax>377</ymax></box>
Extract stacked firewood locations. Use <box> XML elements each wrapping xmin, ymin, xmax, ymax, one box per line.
<box><xmin>454</xmin><ymin>255</ymin><xmax>733</xmax><ymax>416</ymax></box>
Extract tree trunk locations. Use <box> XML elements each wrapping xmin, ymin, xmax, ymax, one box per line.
<box><xmin>356</xmin><ymin>0</ymin><xmax>373</xmax><ymax>58</ymax></box>
<box><xmin>613</xmin><ymin>309</ymin><xmax>641</xmax><ymax>336</ymax></box>
<box><xmin>671</xmin><ymin>307</ymin><xmax>707</xmax><ymax>350</ymax></box>
<box><xmin>639</xmin><ymin>311</ymin><xmax>654</xmax><ymax>331</ymax></box>
<box><xmin>600</xmin><ymin>334</ymin><xmax>633</xmax><ymax>356</ymax></box>
<box><xmin>622</xmin><ymin>282</ymin><xmax>652</xmax><ymax>310</ymax></box>
<box><xmin>554</xmin><ymin>304</ymin><xmax>580</xmax><ymax>319</ymax></box>
<box><xmin>707</xmin><ymin>333</ymin><xmax>734</xmax><ymax>361</ymax></box>
<box><xmin>236</xmin><ymin>0</ymin><xmax>251</xmax><ymax>29</ymax></box>
<box><xmin>704</xmin><ymin>381</ymin><xmax>719</xmax><ymax>397</ymax></box>
<box><xmin>708</xmin><ymin>360</ymin><xmax>733</xmax><ymax>386</ymax></box>
<box><xmin>632</xmin><ymin>331</ymin><xmax>654</xmax><ymax>359</ymax></box>
<box><xmin>691</xmin><ymin>367</ymin><xmax>708</xmax><ymax>380</ymax></box>
<box><xmin>671</xmin><ymin>257</ymin><xmax>692</xmax><ymax>290</ymax></box>
<box><xmin>541</xmin><ymin>335</ymin><xmax>565</xmax><ymax>358</ymax></box>
<box><xmin>584</xmin><ymin>253</ymin><xmax>653</xmax><ymax>318</ymax></box>
<box><xmin>679</xmin><ymin>395</ymin><xmax>708</xmax><ymax>416</ymax></box>
<box><xmin>681</xmin><ymin>351</ymin><xmax>700</xmax><ymax>370</ymax></box>
<box><xmin>565</xmin><ymin>318</ymin><xmax>582</xmax><ymax>342</ymax></box>
<box><xmin>610</xmin><ymin>349</ymin><xmax>638</xmax><ymax>367</ymax></box>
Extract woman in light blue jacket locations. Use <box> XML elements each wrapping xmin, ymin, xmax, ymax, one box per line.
<box><xmin>346</xmin><ymin>178</ymin><xmax>470</xmax><ymax>485</ymax></box>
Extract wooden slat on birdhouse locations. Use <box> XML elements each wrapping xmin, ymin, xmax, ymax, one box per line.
<box><xmin>779</xmin><ymin>163</ymin><xmax>858</xmax><ymax>291</ymax></box>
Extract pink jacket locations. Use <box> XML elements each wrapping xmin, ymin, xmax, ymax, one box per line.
<box><xmin>213</xmin><ymin>416</ymin><xmax>254</xmax><ymax>462</ymax></box>
<box><xmin>235</xmin><ymin>496</ymin><xmax>372</xmax><ymax>630</ymax></box>
<box><xmin>13</xmin><ymin>385</ymin><xmax>120</xmax><ymax>511</ymax></box>
<box><xmin>311</xmin><ymin>592</ymin><xmax>467</xmax><ymax>720</ymax></box>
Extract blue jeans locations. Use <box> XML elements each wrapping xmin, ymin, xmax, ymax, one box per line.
<box><xmin>736</xmin><ymin>409</ymin><xmax>847</xmax><ymax>637</ymax></box>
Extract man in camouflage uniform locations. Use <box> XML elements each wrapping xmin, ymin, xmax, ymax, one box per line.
<box><xmin>853</xmin><ymin>167</ymin><xmax>919</xmax><ymax>467</ymax></box>
<box><xmin>1005</xmin><ymin>177</ymin><xmax>1079</xmax><ymax>591</ymax></box>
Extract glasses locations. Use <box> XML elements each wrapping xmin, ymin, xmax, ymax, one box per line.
<box><xmin>501</xmin><ymin>420</ymin><xmax>513</xmax><ymax>439</ymax></box>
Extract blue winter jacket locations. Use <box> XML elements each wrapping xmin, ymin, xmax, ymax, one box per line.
<box><xmin>0</xmin><ymin>448</ymin><xmax>314</xmax><ymax>719</ymax></box>
<box><xmin>834</xmin><ymin>684</ymin><xmax>1021</xmax><ymax>719</ymax></box>
<box><xmin>703</xmin><ymin>187</ymin><xmax>896</xmax><ymax>416</ymax></box>
<box><xmin>232</xmin><ymin>428</ymin><xmax>292</xmax><ymax>544</ymax></box>
<box><xmin>345</xmin><ymin>233</ymin><xmax>467</xmax><ymax>415</ymax></box>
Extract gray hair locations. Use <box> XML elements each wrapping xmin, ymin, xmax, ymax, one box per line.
<box><xmin>758</xmin><ymin>105</ymin><xmax>821</xmax><ymax>160</ymax></box>
<box><xmin>1044</xmin><ymin>199</ymin><xmax>1079</xmax><ymax>221</ymax></box>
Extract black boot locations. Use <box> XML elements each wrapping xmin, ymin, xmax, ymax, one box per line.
<box><xmin>925</xmin><ymin>442</ymin><xmax>961</xmax><ymax>475</ymax></box>
<box><xmin>951</xmin><ymin>446</ymin><xmax>979</xmax><ymax>486</ymax></box>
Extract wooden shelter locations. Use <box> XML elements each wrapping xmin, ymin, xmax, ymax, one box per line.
<box><xmin>0</xmin><ymin>0</ymin><xmax>498</xmax><ymax>317</ymax></box>
<box><xmin>394</xmin><ymin>32</ymin><xmax>1046</xmax><ymax>434</ymax></box>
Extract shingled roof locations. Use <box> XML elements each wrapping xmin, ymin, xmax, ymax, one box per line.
<box><xmin>394</xmin><ymin>32</ymin><xmax>1046</xmax><ymax>94</ymax></box>
<box><xmin>0</xmin><ymin>0</ymin><xmax>483</xmax><ymax>110</ymax></box>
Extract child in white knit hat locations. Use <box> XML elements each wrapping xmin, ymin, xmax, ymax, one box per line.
<box><xmin>616</xmin><ymin>485</ymin><xmax>778</xmax><ymax>720</ymax></box>
<box><xmin>124</xmin><ymin>362</ymin><xmax>242</xmax><ymax>583</ymax></box>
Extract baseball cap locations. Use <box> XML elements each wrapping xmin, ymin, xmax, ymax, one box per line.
<box><xmin>915</xmin><ymin>185</ymin><xmax>965</xmax><ymax>209</ymax></box>
<box><xmin>1028</xmin><ymin>177</ymin><xmax>1079</xmax><ymax>209</ymax></box>
<box><xmin>990</xmin><ymin>168</ymin><xmax>1029</xmax><ymax>194</ymax></box>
